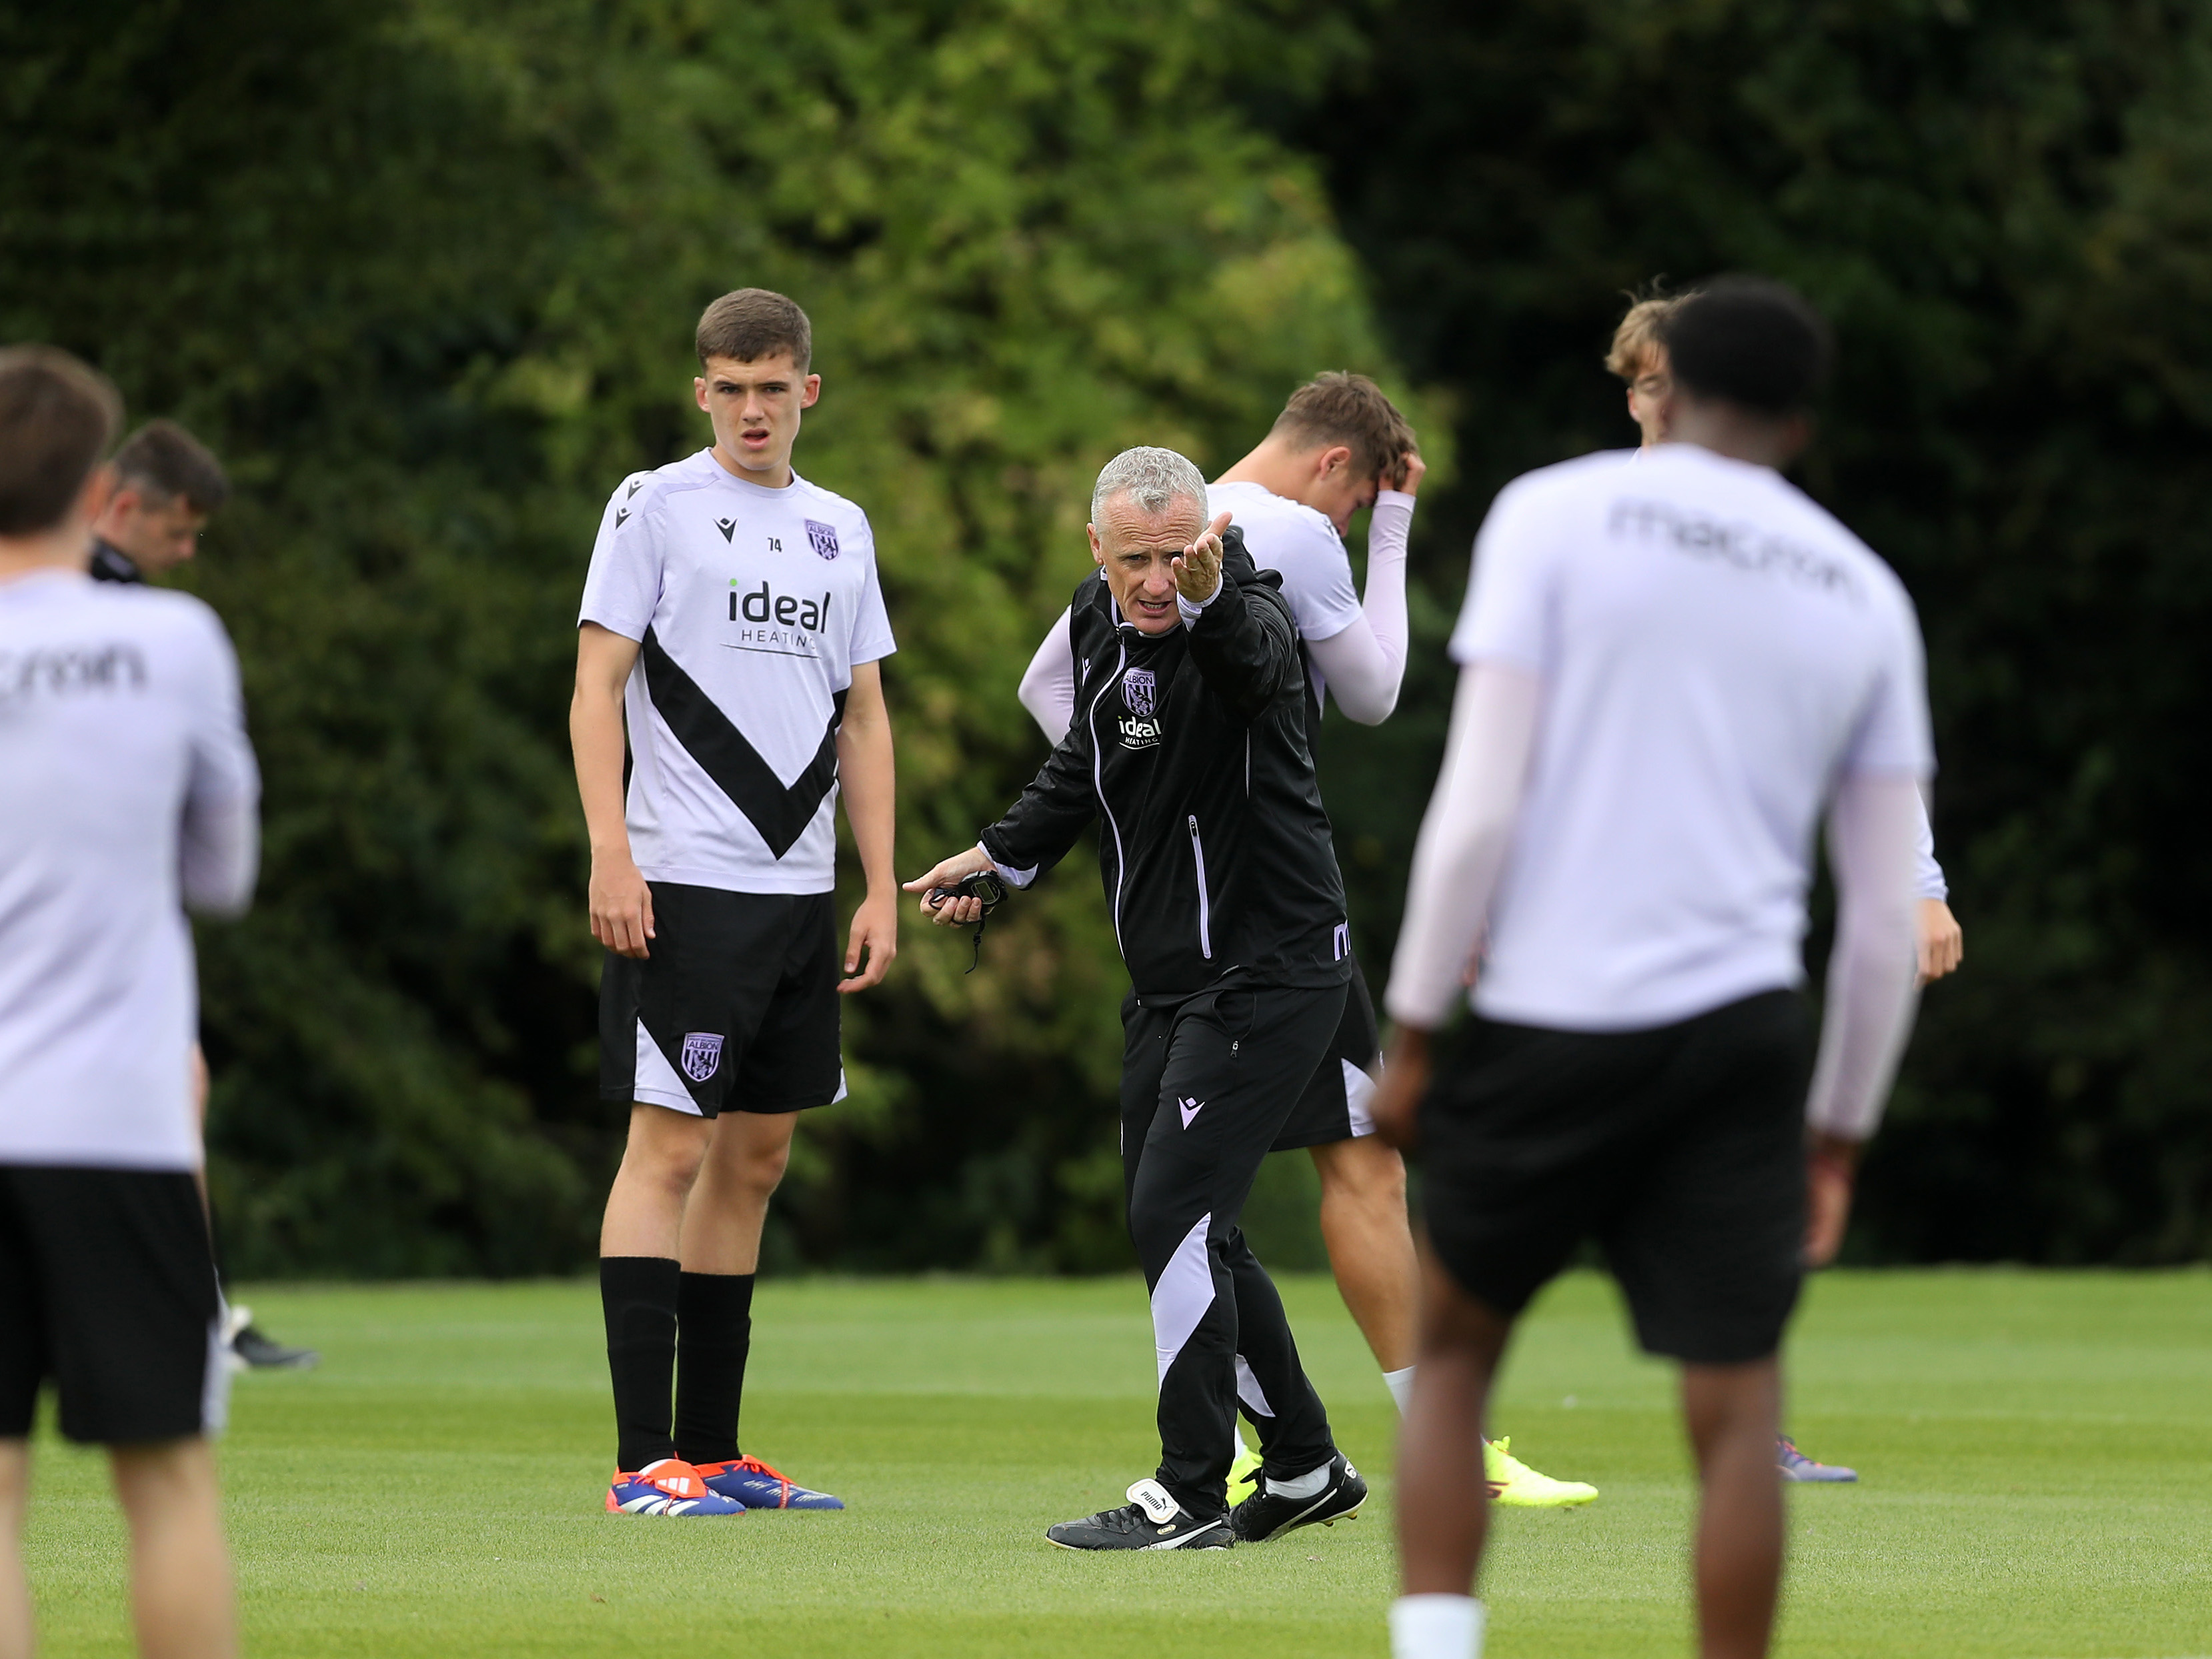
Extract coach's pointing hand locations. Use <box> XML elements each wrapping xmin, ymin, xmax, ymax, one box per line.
<box><xmin>904</xmin><ymin>846</ymin><xmax>998</xmax><ymax>927</ymax></box>
<box><xmin>1170</xmin><ymin>510</ymin><xmax>1232</xmax><ymax>607</ymax></box>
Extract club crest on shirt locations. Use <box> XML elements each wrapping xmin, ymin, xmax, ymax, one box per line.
<box><xmin>804</xmin><ymin>519</ymin><xmax>840</xmax><ymax>560</ymax></box>
<box><xmin>1122</xmin><ymin>667</ymin><xmax>1157</xmax><ymax>717</ymax></box>
<box><xmin>679</xmin><ymin>1032</ymin><xmax>724</xmax><ymax>1083</ymax></box>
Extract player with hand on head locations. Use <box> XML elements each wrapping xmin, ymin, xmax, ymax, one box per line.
<box><xmin>1</xmin><ymin>346</ymin><xmax>260</xmax><ymax>1659</ymax></box>
<box><xmin>1375</xmin><ymin>279</ymin><xmax>1930</xmax><ymax>1659</ymax></box>
<box><xmin>575</xmin><ymin>289</ymin><xmax>898</xmax><ymax>1517</ymax></box>
<box><xmin>914</xmin><ymin>447</ymin><xmax>1365</xmax><ymax>1552</ymax></box>
<box><xmin>1610</xmin><ymin>295</ymin><xmax>1963</xmax><ymax>1483</ymax></box>
<box><xmin>1017</xmin><ymin>375</ymin><xmax>1593</xmax><ymax>1510</ymax></box>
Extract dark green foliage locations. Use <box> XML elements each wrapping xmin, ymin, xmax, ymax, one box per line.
<box><xmin>5</xmin><ymin>1</ymin><xmax>2205</xmax><ymax>1272</ymax></box>
<box><xmin>1290</xmin><ymin>0</ymin><xmax>2212</xmax><ymax>1262</ymax></box>
<box><xmin>1</xmin><ymin>0</ymin><xmax>1405</xmax><ymax>1273</ymax></box>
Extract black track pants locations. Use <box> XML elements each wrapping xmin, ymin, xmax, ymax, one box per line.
<box><xmin>1120</xmin><ymin>980</ymin><xmax>1346</xmax><ymax>1518</ymax></box>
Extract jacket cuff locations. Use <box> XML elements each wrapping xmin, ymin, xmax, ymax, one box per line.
<box><xmin>976</xmin><ymin>830</ymin><xmax>1040</xmax><ymax>889</ymax></box>
<box><xmin>1176</xmin><ymin>573</ymin><xmax>1225</xmax><ymax>627</ymax></box>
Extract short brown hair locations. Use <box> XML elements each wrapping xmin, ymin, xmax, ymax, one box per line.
<box><xmin>0</xmin><ymin>345</ymin><xmax>123</xmax><ymax>537</ymax></box>
<box><xmin>696</xmin><ymin>289</ymin><xmax>813</xmax><ymax>371</ymax></box>
<box><xmin>113</xmin><ymin>419</ymin><xmax>229</xmax><ymax>514</ymax></box>
<box><xmin>1268</xmin><ymin>371</ymin><xmax>1416</xmax><ymax>482</ymax></box>
<box><xmin>1604</xmin><ymin>290</ymin><xmax>1693</xmax><ymax>381</ymax></box>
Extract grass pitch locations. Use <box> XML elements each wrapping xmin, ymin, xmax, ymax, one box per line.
<box><xmin>21</xmin><ymin>1269</ymin><xmax>2212</xmax><ymax>1657</ymax></box>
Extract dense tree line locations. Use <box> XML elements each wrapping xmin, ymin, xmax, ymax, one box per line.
<box><xmin>2</xmin><ymin>0</ymin><xmax>2204</xmax><ymax>1272</ymax></box>
<box><xmin>1287</xmin><ymin>0</ymin><xmax>2212</xmax><ymax>1264</ymax></box>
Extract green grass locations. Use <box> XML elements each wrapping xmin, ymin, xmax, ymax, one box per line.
<box><xmin>21</xmin><ymin>1270</ymin><xmax>2212</xmax><ymax>1657</ymax></box>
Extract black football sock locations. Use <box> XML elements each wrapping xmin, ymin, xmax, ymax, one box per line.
<box><xmin>601</xmin><ymin>1256</ymin><xmax>680</xmax><ymax>1473</ymax></box>
<box><xmin>674</xmin><ymin>1270</ymin><xmax>755</xmax><ymax>1467</ymax></box>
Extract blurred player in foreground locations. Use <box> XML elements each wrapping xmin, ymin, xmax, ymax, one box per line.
<box><xmin>575</xmin><ymin>289</ymin><xmax>898</xmax><ymax>1516</ymax></box>
<box><xmin>0</xmin><ymin>346</ymin><xmax>261</xmax><ymax>1658</ymax></box>
<box><xmin>1018</xmin><ymin>377</ymin><xmax>1592</xmax><ymax>1508</ymax></box>
<box><xmin>86</xmin><ymin>419</ymin><xmax>317</xmax><ymax>1375</ymax></box>
<box><xmin>1610</xmin><ymin>295</ymin><xmax>1963</xmax><ymax>1482</ymax></box>
<box><xmin>913</xmin><ymin>448</ymin><xmax>1364</xmax><ymax>1551</ymax></box>
<box><xmin>1374</xmin><ymin>281</ymin><xmax>1929</xmax><ymax>1659</ymax></box>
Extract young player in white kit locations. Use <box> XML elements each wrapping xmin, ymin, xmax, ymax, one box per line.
<box><xmin>1018</xmin><ymin>376</ymin><xmax>1594</xmax><ymax>1506</ymax></box>
<box><xmin>1373</xmin><ymin>281</ymin><xmax>1930</xmax><ymax>1659</ymax></box>
<box><xmin>0</xmin><ymin>346</ymin><xmax>260</xmax><ymax>1659</ymax></box>
<box><xmin>573</xmin><ymin>290</ymin><xmax>899</xmax><ymax>1516</ymax></box>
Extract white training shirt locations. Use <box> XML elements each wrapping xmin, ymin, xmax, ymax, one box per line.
<box><xmin>579</xmin><ymin>450</ymin><xmax>896</xmax><ymax>895</ymax></box>
<box><xmin>0</xmin><ymin>571</ymin><xmax>259</xmax><ymax>1170</ymax></box>
<box><xmin>1206</xmin><ymin>481</ymin><xmax>1362</xmax><ymax>641</ymax></box>
<box><xmin>1444</xmin><ymin>443</ymin><xmax>1932</xmax><ymax>1030</ymax></box>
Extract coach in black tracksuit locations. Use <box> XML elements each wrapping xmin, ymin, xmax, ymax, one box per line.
<box><xmin>910</xmin><ymin>447</ymin><xmax>1365</xmax><ymax>1551</ymax></box>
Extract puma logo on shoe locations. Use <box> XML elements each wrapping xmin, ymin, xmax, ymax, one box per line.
<box><xmin>1178</xmin><ymin>1096</ymin><xmax>1204</xmax><ymax>1128</ymax></box>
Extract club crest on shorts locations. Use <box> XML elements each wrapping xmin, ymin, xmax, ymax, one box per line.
<box><xmin>679</xmin><ymin>1032</ymin><xmax>724</xmax><ymax>1083</ymax></box>
<box><xmin>1122</xmin><ymin>667</ymin><xmax>1157</xmax><ymax>717</ymax></box>
<box><xmin>804</xmin><ymin>519</ymin><xmax>840</xmax><ymax>560</ymax></box>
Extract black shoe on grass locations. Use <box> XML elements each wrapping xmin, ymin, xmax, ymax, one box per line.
<box><xmin>233</xmin><ymin>1324</ymin><xmax>319</xmax><ymax>1370</ymax></box>
<box><xmin>1046</xmin><ymin>1479</ymin><xmax>1232</xmax><ymax>1552</ymax></box>
<box><xmin>1229</xmin><ymin>1452</ymin><xmax>1366</xmax><ymax>1542</ymax></box>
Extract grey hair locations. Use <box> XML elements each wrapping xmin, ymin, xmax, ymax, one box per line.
<box><xmin>1090</xmin><ymin>445</ymin><xmax>1208</xmax><ymax>524</ymax></box>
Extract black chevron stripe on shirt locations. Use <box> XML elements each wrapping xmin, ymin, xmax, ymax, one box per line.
<box><xmin>640</xmin><ymin>626</ymin><xmax>848</xmax><ymax>860</ymax></box>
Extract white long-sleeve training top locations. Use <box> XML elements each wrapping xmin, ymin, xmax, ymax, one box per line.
<box><xmin>1386</xmin><ymin>444</ymin><xmax>1929</xmax><ymax>1140</ymax></box>
<box><xmin>0</xmin><ymin>570</ymin><xmax>259</xmax><ymax>1170</ymax></box>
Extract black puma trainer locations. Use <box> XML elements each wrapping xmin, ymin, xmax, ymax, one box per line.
<box><xmin>1228</xmin><ymin>1452</ymin><xmax>1367</xmax><ymax>1542</ymax></box>
<box><xmin>1046</xmin><ymin>1478</ymin><xmax>1233</xmax><ymax>1552</ymax></box>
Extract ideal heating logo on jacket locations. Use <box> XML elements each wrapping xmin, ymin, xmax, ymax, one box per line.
<box><xmin>726</xmin><ymin>581</ymin><xmax>832</xmax><ymax>657</ymax></box>
<box><xmin>1118</xmin><ymin>666</ymin><xmax>1162</xmax><ymax>749</ymax></box>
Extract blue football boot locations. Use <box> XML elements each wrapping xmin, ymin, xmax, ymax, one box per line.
<box><xmin>695</xmin><ymin>1454</ymin><xmax>845</xmax><ymax>1510</ymax></box>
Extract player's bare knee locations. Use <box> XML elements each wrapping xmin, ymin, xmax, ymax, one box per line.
<box><xmin>1312</xmin><ymin>1135</ymin><xmax>1406</xmax><ymax>1210</ymax></box>
<box><xmin>732</xmin><ymin>1140</ymin><xmax>791</xmax><ymax>1200</ymax></box>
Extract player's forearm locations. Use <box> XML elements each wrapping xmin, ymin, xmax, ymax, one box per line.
<box><xmin>836</xmin><ymin>699</ymin><xmax>898</xmax><ymax>896</ymax></box>
<box><xmin>1805</xmin><ymin>774</ymin><xmax>1923</xmax><ymax>1140</ymax></box>
<box><xmin>1361</xmin><ymin>488</ymin><xmax>1412</xmax><ymax>686</ymax></box>
<box><xmin>1382</xmin><ymin>663</ymin><xmax>1540</xmax><ymax>1028</ymax></box>
<box><xmin>569</xmin><ymin>686</ymin><xmax>633</xmax><ymax>858</ymax></box>
<box><xmin>1911</xmin><ymin>783</ymin><xmax>1948</xmax><ymax>900</ymax></box>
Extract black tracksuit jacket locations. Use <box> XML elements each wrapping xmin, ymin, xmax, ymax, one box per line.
<box><xmin>980</xmin><ymin>530</ymin><xmax>1352</xmax><ymax>1002</ymax></box>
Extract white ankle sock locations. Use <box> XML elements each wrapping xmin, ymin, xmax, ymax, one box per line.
<box><xmin>1264</xmin><ymin>1458</ymin><xmax>1331</xmax><ymax>1500</ymax></box>
<box><xmin>1384</xmin><ymin>1364</ymin><xmax>1416</xmax><ymax>1415</ymax></box>
<box><xmin>1389</xmin><ymin>1594</ymin><xmax>1484</xmax><ymax>1659</ymax></box>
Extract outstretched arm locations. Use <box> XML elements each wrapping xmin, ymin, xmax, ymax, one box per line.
<box><xmin>1178</xmin><ymin>519</ymin><xmax>1303</xmax><ymax>722</ymax></box>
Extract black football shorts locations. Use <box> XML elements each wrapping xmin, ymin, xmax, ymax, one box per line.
<box><xmin>600</xmin><ymin>884</ymin><xmax>844</xmax><ymax>1118</ymax></box>
<box><xmin>0</xmin><ymin>1165</ymin><xmax>227</xmax><ymax>1444</ymax></box>
<box><xmin>1269</xmin><ymin>954</ymin><xmax>1383</xmax><ymax>1152</ymax></box>
<box><xmin>1419</xmin><ymin>989</ymin><xmax>1814</xmax><ymax>1366</ymax></box>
